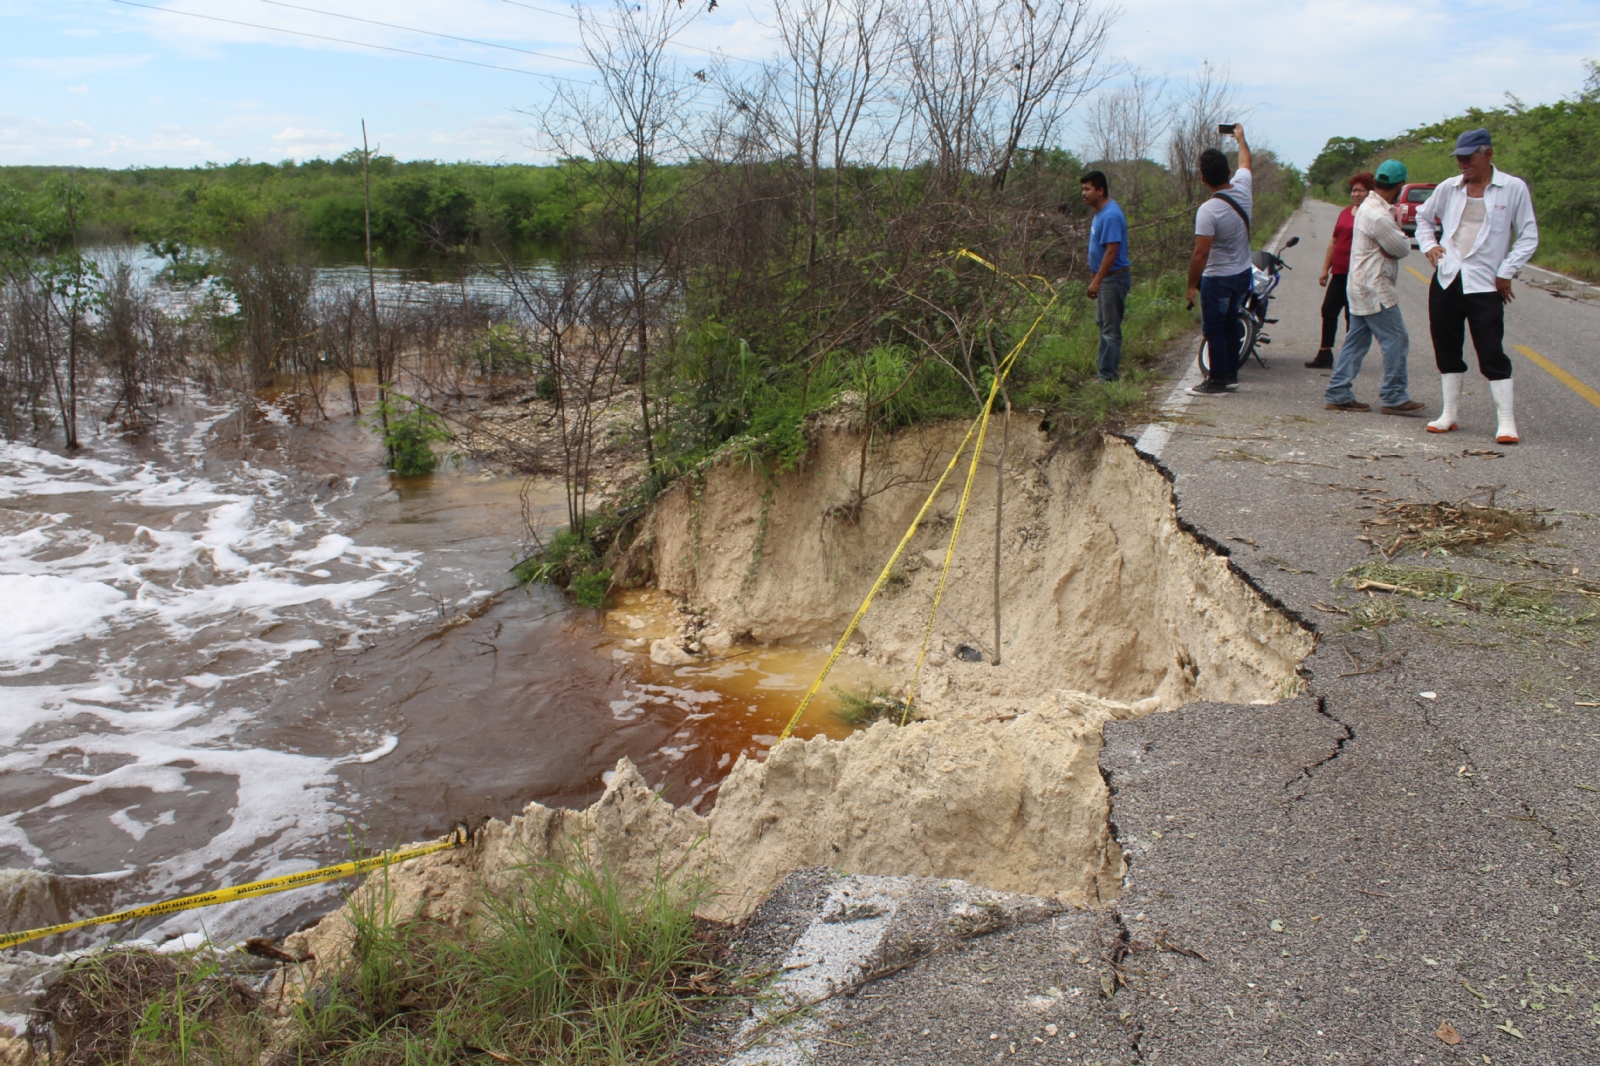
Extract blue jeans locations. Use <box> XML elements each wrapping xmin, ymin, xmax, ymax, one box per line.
<box><xmin>1325</xmin><ymin>303</ymin><xmax>1412</xmax><ymax>408</ymax></box>
<box><xmin>1095</xmin><ymin>269</ymin><xmax>1131</xmax><ymax>380</ymax></box>
<box><xmin>1200</xmin><ymin>268</ymin><xmax>1252</xmax><ymax>382</ymax></box>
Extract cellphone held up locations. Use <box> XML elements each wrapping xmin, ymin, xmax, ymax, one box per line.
<box><xmin>1218</xmin><ymin>123</ymin><xmax>1236</xmax><ymax>134</ymax></box>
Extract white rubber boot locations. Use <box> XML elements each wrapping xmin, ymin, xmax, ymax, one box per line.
<box><xmin>1490</xmin><ymin>377</ymin><xmax>1518</xmax><ymax>444</ymax></box>
<box><xmin>1426</xmin><ymin>373</ymin><xmax>1463</xmax><ymax>434</ymax></box>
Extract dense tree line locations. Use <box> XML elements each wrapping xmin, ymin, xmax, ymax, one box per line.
<box><xmin>1305</xmin><ymin>61</ymin><xmax>1599</xmax><ymax>278</ymax></box>
<box><xmin>0</xmin><ymin>157</ymin><xmax>606</xmax><ymax>252</ymax></box>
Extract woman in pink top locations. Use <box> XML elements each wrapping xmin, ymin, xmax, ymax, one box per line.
<box><xmin>1308</xmin><ymin>172</ymin><xmax>1374</xmax><ymax>368</ymax></box>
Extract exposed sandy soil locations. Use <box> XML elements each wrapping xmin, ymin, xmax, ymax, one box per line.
<box><xmin>282</xmin><ymin>422</ymin><xmax>1312</xmax><ymax>981</ymax></box>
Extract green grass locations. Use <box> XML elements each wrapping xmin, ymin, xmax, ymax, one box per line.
<box><xmin>29</xmin><ymin>947</ymin><xmax>265</xmax><ymax>1066</ymax></box>
<box><xmin>830</xmin><ymin>684</ymin><xmax>911</xmax><ymax>728</ymax></box>
<box><xmin>513</xmin><ymin>524</ymin><xmax>613</xmax><ymax>607</ymax></box>
<box><xmin>29</xmin><ymin>850</ymin><xmax>714</xmax><ymax>1066</ymax></box>
<box><xmin>1338</xmin><ymin>561</ymin><xmax>1597</xmax><ymax>630</ymax></box>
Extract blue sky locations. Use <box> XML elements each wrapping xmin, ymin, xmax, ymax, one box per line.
<box><xmin>2</xmin><ymin>0</ymin><xmax>1596</xmax><ymax>170</ymax></box>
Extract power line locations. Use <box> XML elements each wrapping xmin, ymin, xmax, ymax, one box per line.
<box><xmin>497</xmin><ymin>0</ymin><xmax>761</xmax><ymax>67</ymax></box>
<box><xmin>108</xmin><ymin>0</ymin><xmax>592</xmax><ymax>83</ymax></box>
<box><xmin>253</xmin><ymin>0</ymin><xmax>586</xmax><ymax>66</ymax></box>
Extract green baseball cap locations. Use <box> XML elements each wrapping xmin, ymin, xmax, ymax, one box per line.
<box><xmin>1375</xmin><ymin>159</ymin><xmax>1408</xmax><ymax>186</ymax></box>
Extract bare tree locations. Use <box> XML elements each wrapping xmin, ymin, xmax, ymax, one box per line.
<box><xmin>1085</xmin><ymin>70</ymin><xmax>1168</xmax><ymax>206</ymax></box>
<box><xmin>545</xmin><ymin>0</ymin><xmax>713</xmax><ymax>479</ymax></box>
<box><xmin>1166</xmin><ymin>61</ymin><xmax>1238</xmax><ymax>203</ymax></box>
<box><xmin>899</xmin><ymin>0</ymin><xmax>1113</xmax><ymax>190</ymax></box>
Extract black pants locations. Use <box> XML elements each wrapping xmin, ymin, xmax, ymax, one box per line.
<box><xmin>1319</xmin><ymin>273</ymin><xmax>1349</xmax><ymax>350</ymax></box>
<box><xmin>1428</xmin><ymin>274</ymin><xmax>1512</xmax><ymax>380</ymax></box>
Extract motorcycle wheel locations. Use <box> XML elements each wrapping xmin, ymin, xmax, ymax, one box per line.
<box><xmin>1196</xmin><ymin>311</ymin><xmax>1258</xmax><ymax>377</ymax></box>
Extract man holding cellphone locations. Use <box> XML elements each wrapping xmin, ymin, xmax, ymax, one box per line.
<box><xmin>1186</xmin><ymin>123</ymin><xmax>1253</xmax><ymax>396</ymax></box>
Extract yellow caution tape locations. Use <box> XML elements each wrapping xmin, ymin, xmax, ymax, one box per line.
<box><xmin>777</xmin><ymin>253</ymin><xmax>1058</xmax><ymax>741</ymax></box>
<box><xmin>0</xmin><ymin>830</ymin><xmax>466</xmax><ymax>952</ymax></box>
<box><xmin>905</xmin><ymin>262</ymin><xmax>1058</xmax><ymax>717</ymax></box>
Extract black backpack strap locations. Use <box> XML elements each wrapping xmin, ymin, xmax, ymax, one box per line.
<box><xmin>1213</xmin><ymin>192</ymin><xmax>1251</xmax><ymax>233</ymax></box>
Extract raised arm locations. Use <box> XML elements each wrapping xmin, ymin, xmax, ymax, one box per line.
<box><xmin>1231</xmin><ymin>123</ymin><xmax>1252</xmax><ymax>173</ymax></box>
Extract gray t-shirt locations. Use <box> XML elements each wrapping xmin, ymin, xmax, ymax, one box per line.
<box><xmin>1195</xmin><ymin>168</ymin><xmax>1254</xmax><ymax>277</ymax></box>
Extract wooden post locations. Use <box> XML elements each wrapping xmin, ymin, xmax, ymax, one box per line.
<box><xmin>362</xmin><ymin>120</ymin><xmax>390</xmax><ymax>460</ymax></box>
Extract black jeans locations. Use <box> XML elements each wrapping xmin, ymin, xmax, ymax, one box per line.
<box><xmin>1318</xmin><ymin>273</ymin><xmax>1349</xmax><ymax>350</ymax></box>
<box><xmin>1428</xmin><ymin>273</ymin><xmax>1512</xmax><ymax>380</ymax></box>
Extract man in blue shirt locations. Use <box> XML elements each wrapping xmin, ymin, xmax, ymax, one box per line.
<box><xmin>1082</xmin><ymin>170</ymin><xmax>1131</xmax><ymax>381</ymax></box>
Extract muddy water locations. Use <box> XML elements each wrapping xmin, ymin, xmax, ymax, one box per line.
<box><xmin>0</xmin><ymin>398</ymin><xmax>877</xmax><ymax>951</ymax></box>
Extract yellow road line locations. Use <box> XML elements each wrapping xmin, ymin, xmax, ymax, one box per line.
<box><xmin>1405</xmin><ymin>265</ymin><xmax>1431</xmax><ymax>284</ymax></box>
<box><xmin>1514</xmin><ymin>345</ymin><xmax>1600</xmax><ymax>412</ymax></box>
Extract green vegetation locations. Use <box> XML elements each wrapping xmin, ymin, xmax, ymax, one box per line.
<box><xmin>830</xmin><ymin>683</ymin><xmax>912</xmax><ymax>727</ymax></box>
<box><xmin>364</xmin><ymin>396</ymin><xmax>452</xmax><ymax>476</ymax></box>
<box><xmin>0</xmin><ymin>156</ymin><xmax>602</xmax><ymax>253</ymax></box>
<box><xmin>1339</xmin><ymin>561</ymin><xmax>1597</xmax><ymax>630</ymax></box>
<box><xmin>514</xmin><ymin>523</ymin><xmax>617</xmax><ymax>608</ymax></box>
<box><xmin>28</xmin><ymin>850</ymin><xmax>713</xmax><ymax>1066</ymax></box>
<box><xmin>1307</xmin><ymin>60</ymin><xmax>1600</xmax><ymax>279</ymax></box>
<box><xmin>30</xmin><ymin>948</ymin><xmax>264</xmax><ymax>1066</ymax></box>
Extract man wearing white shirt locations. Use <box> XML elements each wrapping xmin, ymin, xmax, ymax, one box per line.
<box><xmin>1415</xmin><ymin>128</ymin><xmax>1539</xmax><ymax>443</ymax></box>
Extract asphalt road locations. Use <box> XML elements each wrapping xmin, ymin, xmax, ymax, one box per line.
<box><xmin>1283</xmin><ymin>197</ymin><xmax>1600</xmax><ymax>469</ymax></box>
<box><xmin>713</xmin><ymin>201</ymin><xmax>1600</xmax><ymax>1066</ymax></box>
<box><xmin>1109</xmin><ymin>198</ymin><xmax>1600</xmax><ymax>1063</ymax></box>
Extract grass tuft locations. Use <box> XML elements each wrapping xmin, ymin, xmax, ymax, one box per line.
<box><xmin>28</xmin><ymin>947</ymin><xmax>264</xmax><ymax>1066</ymax></box>
<box><xmin>27</xmin><ymin>849</ymin><xmax>714</xmax><ymax>1066</ymax></box>
<box><xmin>830</xmin><ymin>684</ymin><xmax>910</xmax><ymax>728</ymax></box>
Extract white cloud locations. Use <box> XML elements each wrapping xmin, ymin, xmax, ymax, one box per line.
<box><xmin>0</xmin><ymin>113</ymin><xmax>216</xmax><ymax>163</ymax></box>
<box><xmin>271</xmin><ymin>125</ymin><xmax>354</xmax><ymax>158</ymax></box>
<box><xmin>67</xmin><ymin>84</ymin><xmax>88</xmax><ymax>94</ymax></box>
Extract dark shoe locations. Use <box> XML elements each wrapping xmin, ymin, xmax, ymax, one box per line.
<box><xmin>1380</xmin><ymin>400</ymin><xmax>1427</xmax><ymax>415</ymax></box>
<box><xmin>1325</xmin><ymin>400</ymin><xmax>1371</xmax><ymax>412</ymax></box>
<box><xmin>1188</xmin><ymin>379</ymin><xmax>1233</xmax><ymax>396</ymax></box>
<box><xmin>1219</xmin><ymin>378</ymin><xmax>1240</xmax><ymax>391</ymax></box>
<box><xmin>1305</xmin><ymin>349</ymin><xmax>1334</xmax><ymax>369</ymax></box>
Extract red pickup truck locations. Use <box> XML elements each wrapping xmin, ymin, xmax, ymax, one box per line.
<box><xmin>1392</xmin><ymin>182</ymin><xmax>1437</xmax><ymax>238</ymax></box>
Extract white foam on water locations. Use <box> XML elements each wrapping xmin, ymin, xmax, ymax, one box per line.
<box><xmin>350</xmin><ymin>735</ymin><xmax>399</xmax><ymax>764</ymax></box>
<box><xmin>0</xmin><ymin>574</ymin><xmax>131</xmax><ymax>669</ymax></box>
<box><xmin>0</xmin><ymin>411</ymin><xmax>425</xmax><ymax>943</ymax></box>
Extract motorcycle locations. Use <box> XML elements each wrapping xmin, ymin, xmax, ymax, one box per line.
<box><xmin>1197</xmin><ymin>235</ymin><xmax>1299</xmax><ymax>377</ymax></box>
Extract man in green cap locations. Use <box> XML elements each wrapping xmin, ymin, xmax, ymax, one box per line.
<box><xmin>1323</xmin><ymin>160</ymin><xmax>1425</xmax><ymax>415</ymax></box>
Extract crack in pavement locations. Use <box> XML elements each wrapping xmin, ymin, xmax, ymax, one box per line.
<box><xmin>1283</xmin><ymin>696</ymin><xmax>1355</xmax><ymax>802</ymax></box>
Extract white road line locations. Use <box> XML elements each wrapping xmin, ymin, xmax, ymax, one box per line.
<box><xmin>1134</xmin><ymin>359</ymin><xmax>1204</xmax><ymax>459</ymax></box>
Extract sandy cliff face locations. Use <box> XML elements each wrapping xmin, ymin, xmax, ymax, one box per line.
<box><xmin>290</xmin><ymin>426</ymin><xmax>1312</xmax><ymax>968</ymax></box>
<box><xmin>641</xmin><ymin>427</ymin><xmax>1306</xmax><ymax>711</ymax></box>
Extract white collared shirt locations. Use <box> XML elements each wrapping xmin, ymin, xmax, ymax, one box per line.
<box><xmin>1415</xmin><ymin>167</ymin><xmax>1539</xmax><ymax>294</ymax></box>
<box><xmin>1346</xmin><ymin>194</ymin><xmax>1410</xmax><ymax>316</ymax></box>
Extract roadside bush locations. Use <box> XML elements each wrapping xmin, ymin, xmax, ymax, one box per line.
<box><xmin>365</xmin><ymin>397</ymin><xmax>451</xmax><ymax>476</ymax></box>
<box><xmin>513</xmin><ymin>524</ymin><xmax>615</xmax><ymax>608</ymax></box>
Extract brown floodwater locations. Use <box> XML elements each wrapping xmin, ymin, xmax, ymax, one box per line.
<box><xmin>0</xmin><ymin>392</ymin><xmax>879</xmax><ymax>953</ymax></box>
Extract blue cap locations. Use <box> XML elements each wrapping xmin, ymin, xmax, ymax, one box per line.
<box><xmin>1451</xmin><ymin>128</ymin><xmax>1492</xmax><ymax>156</ymax></box>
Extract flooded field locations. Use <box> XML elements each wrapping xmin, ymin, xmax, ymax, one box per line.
<box><xmin>0</xmin><ymin>395</ymin><xmax>876</xmax><ymax>954</ymax></box>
